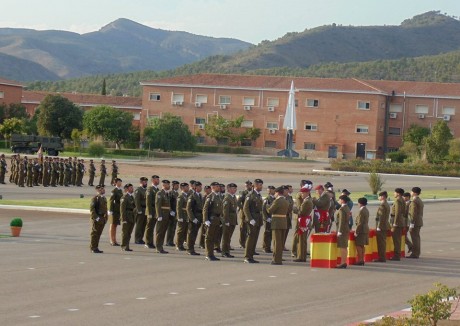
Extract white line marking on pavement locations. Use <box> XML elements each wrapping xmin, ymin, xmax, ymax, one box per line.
<box><xmin>67</xmin><ymin>309</ymin><xmax>79</xmax><ymax>312</ymax></box>
<box><xmin>221</xmin><ymin>283</ymin><xmax>230</xmax><ymax>286</ymax></box>
<box><xmin>124</xmin><ymin>257</ymin><xmax>132</xmax><ymax>260</ymax></box>
<box><xmin>29</xmin><ymin>315</ymin><xmax>40</xmax><ymax>318</ymax></box>
<box><xmin>27</xmin><ymin>267</ymin><xmax>35</xmax><ymax>270</ymax></box>
<box><xmin>197</xmin><ymin>287</ymin><xmax>206</xmax><ymax>290</ymax></box>
<box><xmin>169</xmin><ymin>292</ymin><xmax>178</xmax><ymax>295</ymax></box>
<box><xmin>269</xmin><ymin>275</ymin><xmax>277</xmax><ymax>278</ymax></box>
<box><xmin>245</xmin><ymin>279</ymin><xmax>255</xmax><ymax>282</ymax></box>
<box><xmin>103</xmin><ymin>303</ymin><xmax>115</xmax><ymax>306</ymax></box>
<box><xmin>79</xmin><ymin>262</ymin><xmax>85</xmax><ymax>264</ymax></box>
<box><xmin>136</xmin><ymin>297</ymin><xmax>147</xmax><ymax>300</ymax></box>
<box><xmin>290</xmin><ymin>272</ymin><xmax>297</xmax><ymax>275</ymax></box>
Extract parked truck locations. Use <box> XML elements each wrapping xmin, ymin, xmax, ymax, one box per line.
<box><xmin>10</xmin><ymin>134</ymin><xmax>64</xmax><ymax>156</ymax></box>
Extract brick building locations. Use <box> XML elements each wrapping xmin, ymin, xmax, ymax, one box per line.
<box><xmin>0</xmin><ymin>77</ymin><xmax>24</xmax><ymax>105</ymax></box>
<box><xmin>141</xmin><ymin>74</ymin><xmax>460</xmax><ymax>159</ymax></box>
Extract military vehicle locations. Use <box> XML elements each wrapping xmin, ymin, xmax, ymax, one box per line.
<box><xmin>10</xmin><ymin>134</ymin><xmax>64</xmax><ymax>156</ymax></box>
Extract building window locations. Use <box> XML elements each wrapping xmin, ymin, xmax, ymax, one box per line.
<box><xmin>243</xmin><ymin>97</ymin><xmax>255</xmax><ymax>106</ymax></box>
<box><xmin>356</xmin><ymin>124</ymin><xmax>369</xmax><ymax>134</ymax></box>
<box><xmin>266</xmin><ymin>122</ymin><xmax>279</xmax><ymax>129</ymax></box>
<box><xmin>196</xmin><ymin>136</ymin><xmax>205</xmax><ymax>144</ymax></box>
<box><xmin>195</xmin><ymin>95</ymin><xmax>208</xmax><ymax>104</ymax></box>
<box><xmin>304</xmin><ymin>123</ymin><xmax>318</xmax><ymax>131</ymax></box>
<box><xmin>295</xmin><ymin>99</ymin><xmax>298</xmax><ymax>107</ymax></box>
<box><xmin>172</xmin><ymin>93</ymin><xmax>184</xmax><ymax>104</ymax></box>
<box><xmin>388</xmin><ymin>127</ymin><xmax>401</xmax><ymax>136</ymax></box>
<box><xmin>304</xmin><ymin>143</ymin><xmax>316</xmax><ymax>150</ymax></box>
<box><xmin>357</xmin><ymin>101</ymin><xmax>370</xmax><ymax>110</ymax></box>
<box><xmin>415</xmin><ymin>105</ymin><xmax>429</xmax><ymax>114</ymax></box>
<box><xmin>387</xmin><ymin>147</ymin><xmax>398</xmax><ymax>153</ymax></box>
<box><xmin>219</xmin><ymin>95</ymin><xmax>231</xmax><ymax>104</ymax></box>
<box><xmin>389</xmin><ymin>104</ymin><xmax>403</xmax><ymax>113</ymax></box>
<box><xmin>133</xmin><ymin>113</ymin><xmax>141</xmax><ymax>121</ymax></box>
<box><xmin>442</xmin><ymin>107</ymin><xmax>455</xmax><ymax>115</ymax></box>
<box><xmin>267</xmin><ymin>98</ymin><xmax>279</xmax><ymax>107</ymax></box>
<box><xmin>241</xmin><ymin>120</ymin><xmax>254</xmax><ymax>128</ymax></box>
<box><xmin>265</xmin><ymin>140</ymin><xmax>277</xmax><ymax>148</ymax></box>
<box><xmin>149</xmin><ymin>93</ymin><xmax>160</xmax><ymax>101</ymax></box>
<box><xmin>195</xmin><ymin>117</ymin><xmax>206</xmax><ymax>125</ymax></box>
<box><xmin>306</xmin><ymin>99</ymin><xmax>319</xmax><ymax>107</ymax></box>
<box><xmin>217</xmin><ymin>138</ymin><xmax>229</xmax><ymax>145</ymax></box>
<box><xmin>147</xmin><ymin>115</ymin><xmax>160</xmax><ymax>126</ymax></box>
<box><xmin>241</xmin><ymin>139</ymin><xmax>252</xmax><ymax>147</ymax></box>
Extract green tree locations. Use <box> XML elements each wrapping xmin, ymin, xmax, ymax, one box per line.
<box><xmin>83</xmin><ymin>105</ymin><xmax>133</xmax><ymax>149</ymax></box>
<box><xmin>448</xmin><ymin>138</ymin><xmax>460</xmax><ymax>161</ymax></box>
<box><xmin>143</xmin><ymin>113</ymin><xmax>196</xmax><ymax>152</ymax></box>
<box><xmin>205</xmin><ymin>115</ymin><xmax>261</xmax><ymax>145</ymax></box>
<box><xmin>0</xmin><ymin>103</ymin><xmax>29</xmax><ymax>124</ymax></box>
<box><xmin>0</xmin><ymin>118</ymin><xmax>24</xmax><ymax>144</ymax></box>
<box><xmin>403</xmin><ymin>124</ymin><xmax>431</xmax><ymax>156</ymax></box>
<box><xmin>37</xmin><ymin>94</ymin><xmax>83</xmax><ymax>139</ymax></box>
<box><xmin>425</xmin><ymin>120</ymin><xmax>453</xmax><ymax>162</ymax></box>
<box><xmin>101</xmin><ymin>78</ymin><xmax>107</xmax><ymax>95</ymax></box>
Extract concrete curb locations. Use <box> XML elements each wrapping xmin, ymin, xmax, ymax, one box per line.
<box><xmin>312</xmin><ymin>169</ymin><xmax>460</xmax><ymax>179</ymax></box>
<box><xmin>0</xmin><ymin>205</ymin><xmax>88</xmax><ymax>214</ymax></box>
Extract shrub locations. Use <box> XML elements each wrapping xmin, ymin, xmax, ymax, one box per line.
<box><xmin>387</xmin><ymin>151</ymin><xmax>407</xmax><ymax>163</ymax></box>
<box><xmin>10</xmin><ymin>218</ymin><xmax>23</xmax><ymax>227</ymax></box>
<box><xmin>88</xmin><ymin>142</ymin><xmax>105</xmax><ymax>157</ymax></box>
<box><xmin>366</xmin><ymin>172</ymin><xmax>385</xmax><ymax>195</ymax></box>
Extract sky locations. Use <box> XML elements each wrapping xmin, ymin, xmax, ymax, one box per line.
<box><xmin>1</xmin><ymin>0</ymin><xmax>460</xmax><ymax>44</ymax></box>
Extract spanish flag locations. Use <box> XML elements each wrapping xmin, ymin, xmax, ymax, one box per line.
<box><xmin>37</xmin><ymin>145</ymin><xmax>43</xmax><ymax>163</ymax></box>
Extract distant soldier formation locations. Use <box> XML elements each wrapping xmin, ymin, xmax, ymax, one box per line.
<box><xmin>89</xmin><ymin>176</ymin><xmax>424</xmax><ymax>268</ymax></box>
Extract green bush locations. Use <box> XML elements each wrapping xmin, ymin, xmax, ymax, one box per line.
<box><xmin>387</xmin><ymin>151</ymin><xmax>407</xmax><ymax>163</ymax></box>
<box><xmin>10</xmin><ymin>218</ymin><xmax>23</xmax><ymax>227</ymax></box>
<box><xmin>366</xmin><ymin>172</ymin><xmax>385</xmax><ymax>195</ymax></box>
<box><xmin>194</xmin><ymin>145</ymin><xmax>250</xmax><ymax>154</ymax></box>
<box><xmin>109</xmin><ymin>149</ymin><xmax>148</xmax><ymax>156</ymax></box>
<box><xmin>88</xmin><ymin>142</ymin><xmax>106</xmax><ymax>157</ymax></box>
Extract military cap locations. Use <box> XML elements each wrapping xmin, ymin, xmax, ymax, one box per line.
<box><xmin>180</xmin><ymin>182</ymin><xmax>189</xmax><ymax>187</ymax></box>
<box><xmin>254</xmin><ymin>178</ymin><xmax>263</xmax><ymax>184</ymax></box>
<box><xmin>339</xmin><ymin>195</ymin><xmax>350</xmax><ymax>202</ymax></box>
<box><xmin>172</xmin><ymin>180</ymin><xmax>180</xmax><ymax>185</ymax></box>
<box><xmin>403</xmin><ymin>192</ymin><xmax>411</xmax><ymax>198</ymax></box>
<box><xmin>140</xmin><ymin>176</ymin><xmax>148</xmax><ymax>181</ymax></box>
<box><xmin>195</xmin><ymin>181</ymin><xmax>202</xmax><ymax>186</ymax></box>
<box><xmin>412</xmin><ymin>187</ymin><xmax>421</xmax><ymax>194</ymax></box>
<box><xmin>286</xmin><ymin>185</ymin><xmax>292</xmax><ymax>188</ymax></box>
<box><xmin>324</xmin><ymin>182</ymin><xmax>333</xmax><ymax>189</ymax></box>
<box><xmin>101</xmin><ymin>159</ymin><xmax>105</xmax><ymax>162</ymax></box>
<box><xmin>90</xmin><ymin>159</ymin><xmax>94</xmax><ymax>162</ymax></box>
<box><xmin>379</xmin><ymin>191</ymin><xmax>388</xmax><ymax>197</ymax></box>
<box><xmin>395</xmin><ymin>188</ymin><xmax>405</xmax><ymax>194</ymax></box>
<box><xmin>341</xmin><ymin>189</ymin><xmax>351</xmax><ymax>195</ymax></box>
<box><xmin>300</xmin><ymin>187</ymin><xmax>310</xmax><ymax>193</ymax></box>
<box><xmin>227</xmin><ymin>183</ymin><xmax>237</xmax><ymax>188</ymax></box>
<box><xmin>115</xmin><ymin>178</ymin><xmax>122</xmax><ymax>182</ymax></box>
<box><xmin>210</xmin><ymin>181</ymin><xmax>220</xmax><ymax>186</ymax></box>
<box><xmin>358</xmin><ymin>197</ymin><xmax>368</xmax><ymax>205</ymax></box>
<box><xmin>126</xmin><ymin>183</ymin><xmax>133</xmax><ymax>187</ymax></box>
<box><xmin>162</xmin><ymin>179</ymin><xmax>170</xmax><ymax>184</ymax></box>
<box><xmin>219</xmin><ymin>183</ymin><xmax>225</xmax><ymax>187</ymax></box>
<box><xmin>189</xmin><ymin>180</ymin><xmax>196</xmax><ymax>185</ymax></box>
<box><xmin>204</xmin><ymin>185</ymin><xmax>211</xmax><ymax>190</ymax></box>
<box><xmin>95</xmin><ymin>185</ymin><xmax>104</xmax><ymax>190</ymax></box>
<box><xmin>275</xmin><ymin>186</ymin><xmax>285</xmax><ymax>194</ymax></box>
<box><xmin>112</xmin><ymin>160</ymin><xmax>116</xmax><ymax>162</ymax></box>
<box><xmin>152</xmin><ymin>175</ymin><xmax>160</xmax><ymax>179</ymax></box>
<box><xmin>267</xmin><ymin>185</ymin><xmax>275</xmax><ymax>190</ymax></box>
<box><xmin>245</xmin><ymin>180</ymin><xmax>253</xmax><ymax>185</ymax></box>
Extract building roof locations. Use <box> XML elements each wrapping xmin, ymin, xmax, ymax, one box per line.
<box><xmin>141</xmin><ymin>73</ymin><xmax>460</xmax><ymax>98</ymax></box>
<box><xmin>0</xmin><ymin>77</ymin><xmax>24</xmax><ymax>88</ymax></box>
<box><xmin>22</xmin><ymin>90</ymin><xmax>142</xmax><ymax>110</ymax></box>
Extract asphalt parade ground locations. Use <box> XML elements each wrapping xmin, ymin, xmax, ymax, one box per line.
<box><xmin>1</xmin><ymin>155</ymin><xmax>460</xmax><ymax>325</ymax></box>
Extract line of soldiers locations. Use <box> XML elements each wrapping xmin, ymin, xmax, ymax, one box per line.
<box><xmin>1</xmin><ymin>154</ymin><xmax>119</xmax><ymax>188</ymax></box>
<box><xmin>89</xmin><ymin>176</ymin><xmax>424</xmax><ymax>268</ymax></box>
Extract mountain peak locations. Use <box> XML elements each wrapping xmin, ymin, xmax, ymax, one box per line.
<box><xmin>401</xmin><ymin>11</ymin><xmax>459</xmax><ymax>27</ymax></box>
<box><xmin>99</xmin><ymin>18</ymin><xmax>150</xmax><ymax>33</ymax></box>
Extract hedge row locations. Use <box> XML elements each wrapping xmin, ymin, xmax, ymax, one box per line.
<box><xmin>194</xmin><ymin>145</ymin><xmax>250</xmax><ymax>154</ymax></box>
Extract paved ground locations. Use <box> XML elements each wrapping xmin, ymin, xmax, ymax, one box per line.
<box><xmin>1</xmin><ymin>154</ymin><xmax>459</xmax><ymax>325</ymax></box>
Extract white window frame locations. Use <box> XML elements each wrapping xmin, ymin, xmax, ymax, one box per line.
<box><xmin>264</xmin><ymin>140</ymin><xmax>277</xmax><ymax>148</ymax></box>
<box><xmin>304</xmin><ymin>142</ymin><xmax>316</xmax><ymax>150</ymax></box>
<box><xmin>241</xmin><ymin>120</ymin><xmax>254</xmax><ymax>128</ymax></box>
<box><xmin>172</xmin><ymin>93</ymin><xmax>185</xmax><ymax>103</ymax></box>
<box><xmin>133</xmin><ymin>113</ymin><xmax>141</xmax><ymax>121</ymax></box>
<box><xmin>149</xmin><ymin>93</ymin><xmax>161</xmax><ymax>101</ymax></box>
<box><xmin>266</xmin><ymin>122</ymin><xmax>279</xmax><ymax>130</ymax></box>
<box><xmin>357</xmin><ymin>101</ymin><xmax>371</xmax><ymax>110</ymax></box>
<box><xmin>304</xmin><ymin>123</ymin><xmax>318</xmax><ymax>131</ymax></box>
<box><xmin>267</xmin><ymin>98</ymin><xmax>279</xmax><ymax>107</ymax></box>
<box><xmin>442</xmin><ymin>107</ymin><xmax>455</xmax><ymax>115</ymax></box>
<box><xmin>219</xmin><ymin>95</ymin><xmax>231</xmax><ymax>105</ymax></box>
<box><xmin>415</xmin><ymin>105</ymin><xmax>429</xmax><ymax>114</ymax></box>
<box><xmin>306</xmin><ymin>99</ymin><xmax>319</xmax><ymax>108</ymax></box>
<box><xmin>389</xmin><ymin>104</ymin><xmax>403</xmax><ymax>113</ymax></box>
<box><xmin>195</xmin><ymin>117</ymin><xmax>206</xmax><ymax>125</ymax></box>
<box><xmin>356</xmin><ymin>124</ymin><xmax>369</xmax><ymax>134</ymax></box>
<box><xmin>388</xmin><ymin>127</ymin><xmax>401</xmax><ymax>136</ymax></box>
<box><xmin>195</xmin><ymin>94</ymin><xmax>208</xmax><ymax>104</ymax></box>
<box><xmin>243</xmin><ymin>97</ymin><xmax>256</xmax><ymax>106</ymax></box>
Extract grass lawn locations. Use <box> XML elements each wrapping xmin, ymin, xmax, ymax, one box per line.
<box><xmin>0</xmin><ymin>234</ymin><xmax>11</xmax><ymax>238</ymax></box>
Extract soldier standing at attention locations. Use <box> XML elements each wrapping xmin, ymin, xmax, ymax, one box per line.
<box><xmin>64</xmin><ymin>158</ymin><xmax>72</xmax><ymax>187</ymax></box>
<box><xmin>71</xmin><ymin>157</ymin><xmax>77</xmax><ymax>186</ymax></box>
<box><xmin>291</xmin><ymin>180</ymin><xmax>310</xmax><ymax>258</ymax></box>
<box><xmin>408</xmin><ymin>187</ymin><xmax>424</xmax><ymax>259</ymax></box>
<box><xmin>262</xmin><ymin>185</ymin><xmax>276</xmax><ymax>253</ymax></box>
<box><xmin>134</xmin><ymin>177</ymin><xmax>148</xmax><ymax>244</ymax></box>
<box><xmin>78</xmin><ymin>159</ymin><xmax>86</xmax><ymax>186</ymax></box>
<box><xmin>154</xmin><ymin>180</ymin><xmax>171</xmax><ymax>254</ymax></box>
<box><xmin>89</xmin><ymin>185</ymin><xmax>108</xmax><ymax>253</ymax></box>
<box><xmin>111</xmin><ymin>160</ymin><xmax>118</xmax><ymax>186</ymax></box>
<box><xmin>267</xmin><ymin>186</ymin><xmax>289</xmax><ymax>265</ymax></box>
<box><xmin>8</xmin><ymin>154</ymin><xmax>15</xmax><ymax>184</ymax></box>
<box><xmin>202</xmin><ymin>182</ymin><xmax>223</xmax><ymax>261</ymax></box>
<box><xmin>390</xmin><ymin>188</ymin><xmax>405</xmax><ymax>261</ymax></box>
<box><xmin>26</xmin><ymin>158</ymin><xmax>34</xmax><ymax>187</ymax></box>
<box><xmin>336</xmin><ymin>195</ymin><xmax>351</xmax><ymax>268</ymax></box>
<box><xmin>42</xmin><ymin>156</ymin><xmax>49</xmax><ymax>187</ymax></box>
<box><xmin>186</xmin><ymin>181</ymin><xmax>203</xmax><ymax>256</ymax></box>
<box><xmin>75</xmin><ymin>159</ymin><xmax>83</xmax><ymax>186</ymax></box>
<box><xmin>0</xmin><ymin>154</ymin><xmax>7</xmax><ymax>184</ymax></box>
<box><xmin>58</xmin><ymin>158</ymin><xmax>65</xmax><ymax>186</ymax></box>
<box><xmin>243</xmin><ymin>179</ymin><xmax>264</xmax><ymax>264</ymax></box>
<box><xmin>238</xmin><ymin>180</ymin><xmax>252</xmax><ymax>248</ymax></box>
<box><xmin>403</xmin><ymin>192</ymin><xmax>413</xmax><ymax>254</ymax></box>
<box><xmin>354</xmin><ymin>198</ymin><xmax>369</xmax><ymax>266</ymax></box>
<box><xmin>120</xmin><ymin>183</ymin><xmax>136</xmax><ymax>252</ymax></box>
<box><xmin>108</xmin><ymin>178</ymin><xmax>123</xmax><ymax>246</ymax></box>
<box><xmin>221</xmin><ymin>183</ymin><xmax>238</xmax><ymax>258</ymax></box>
<box><xmin>144</xmin><ymin>175</ymin><xmax>160</xmax><ymax>248</ymax></box>
<box><xmin>284</xmin><ymin>185</ymin><xmax>294</xmax><ymax>250</ymax></box>
<box><xmin>312</xmin><ymin>185</ymin><xmax>330</xmax><ymax>233</ymax></box>
<box><xmin>373</xmin><ymin>191</ymin><xmax>391</xmax><ymax>263</ymax></box>
<box><xmin>175</xmin><ymin>182</ymin><xmax>190</xmax><ymax>251</ymax></box>
<box><xmin>99</xmin><ymin>159</ymin><xmax>107</xmax><ymax>187</ymax></box>
<box><xmin>166</xmin><ymin>180</ymin><xmax>180</xmax><ymax>246</ymax></box>
<box><xmin>198</xmin><ymin>185</ymin><xmax>212</xmax><ymax>249</ymax></box>
<box><xmin>88</xmin><ymin>159</ymin><xmax>96</xmax><ymax>186</ymax></box>
<box><xmin>33</xmin><ymin>158</ymin><xmax>40</xmax><ymax>186</ymax></box>
<box><xmin>18</xmin><ymin>157</ymin><xmax>26</xmax><ymax>187</ymax></box>
<box><xmin>294</xmin><ymin>187</ymin><xmax>313</xmax><ymax>262</ymax></box>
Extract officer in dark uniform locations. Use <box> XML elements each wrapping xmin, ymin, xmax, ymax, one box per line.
<box><xmin>58</xmin><ymin>158</ymin><xmax>65</xmax><ymax>186</ymax></box>
<box><xmin>186</xmin><ymin>181</ymin><xmax>203</xmax><ymax>255</ymax></box>
<box><xmin>99</xmin><ymin>159</ymin><xmax>107</xmax><ymax>187</ymax></box>
<box><xmin>262</xmin><ymin>185</ymin><xmax>276</xmax><ymax>253</ymax></box>
<box><xmin>42</xmin><ymin>156</ymin><xmax>50</xmax><ymax>187</ymax></box>
<box><xmin>155</xmin><ymin>180</ymin><xmax>171</xmax><ymax>253</ymax></box>
<box><xmin>88</xmin><ymin>159</ymin><xmax>96</xmax><ymax>186</ymax></box>
<box><xmin>64</xmin><ymin>158</ymin><xmax>72</xmax><ymax>186</ymax></box>
<box><xmin>71</xmin><ymin>157</ymin><xmax>77</xmax><ymax>186</ymax></box>
<box><xmin>166</xmin><ymin>180</ymin><xmax>180</xmax><ymax>246</ymax></box>
<box><xmin>237</xmin><ymin>180</ymin><xmax>252</xmax><ymax>248</ymax></box>
<box><xmin>144</xmin><ymin>175</ymin><xmax>160</xmax><ymax>248</ymax></box>
<box><xmin>391</xmin><ymin>188</ymin><xmax>405</xmax><ymax>261</ymax></box>
<box><xmin>267</xmin><ymin>186</ymin><xmax>289</xmax><ymax>265</ymax></box>
<box><xmin>134</xmin><ymin>177</ymin><xmax>148</xmax><ymax>244</ymax></box>
<box><xmin>221</xmin><ymin>183</ymin><xmax>238</xmax><ymax>258</ymax></box>
<box><xmin>202</xmin><ymin>181</ymin><xmax>223</xmax><ymax>261</ymax></box>
<box><xmin>108</xmin><ymin>178</ymin><xmax>123</xmax><ymax>246</ymax></box>
<box><xmin>243</xmin><ymin>179</ymin><xmax>264</xmax><ymax>263</ymax></box>
<box><xmin>120</xmin><ymin>183</ymin><xmax>136</xmax><ymax>251</ymax></box>
<box><xmin>111</xmin><ymin>160</ymin><xmax>118</xmax><ymax>186</ymax></box>
<box><xmin>175</xmin><ymin>182</ymin><xmax>190</xmax><ymax>251</ymax></box>
<box><xmin>199</xmin><ymin>185</ymin><xmax>212</xmax><ymax>248</ymax></box>
<box><xmin>89</xmin><ymin>185</ymin><xmax>108</xmax><ymax>253</ymax></box>
<box><xmin>0</xmin><ymin>154</ymin><xmax>7</xmax><ymax>184</ymax></box>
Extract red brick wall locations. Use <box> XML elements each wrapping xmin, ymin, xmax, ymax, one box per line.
<box><xmin>0</xmin><ymin>84</ymin><xmax>23</xmax><ymax>106</ymax></box>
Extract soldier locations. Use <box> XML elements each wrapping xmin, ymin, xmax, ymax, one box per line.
<box><xmin>49</xmin><ymin>157</ymin><xmax>57</xmax><ymax>187</ymax></box>
<box><xmin>403</xmin><ymin>192</ymin><xmax>413</xmax><ymax>253</ymax></box>
<box><xmin>238</xmin><ymin>180</ymin><xmax>252</xmax><ymax>248</ymax></box>
<box><xmin>57</xmin><ymin>158</ymin><xmax>63</xmax><ymax>186</ymax></box>
<box><xmin>373</xmin><ymin>191</ymin><xmax>391</xmax><ymax>263</ymax></box>
<box><xmin>202</xmin><ymin>182</ymin><xmax>223</xmax><ymax>261</ymax></box>
<box><xmin>78</xmin><ymin>159</ymin><xmax>86</xmax><ymax>186</ymax></box>
<box><xmin>64</xmin><ymin>158</ymin><xmax>72</xmax><ymax>187</ymax></box>
<box><xmin>99</xmin><ymin>159</ymin><xmax>107</xmax><ymax>187</ymax></box>
<box><xmin>9</xmin><ymin>154</ymin><xmax>16</xmax><ymax>184</ymax></box>
<box><xmin>89</xmin><ymin>185</ymin><xmax>108</xmax><ymax>253</ymax></box>
<box><xmin>221</xmin><ymin>183</ymin><xmax>238</xmax><ymax>258</ymax></box>
<box><xmin>144</xmin><ymin>175</ymin><xmax>160</xmax><ymax>248</ymax></box>
<box><xmin>291</xmin><ymin>180</ymin><xmax>310</xmax><ymax>258</ymax></box>
<box><xmin>325</xmin><ymin>182</ymin><xmax>338</xmax><ymax>232</ymax></box>
<box><xmin>243</xmin><ymin>179</ymin><xmax>264</xmax><ymax>264</ymax></box>
<box><xmin>14</xmin><ymin>155</ymin><xmax>21</xmax><ymax>184</ymax></box>
<box><xmin>284</xmin><ymin>185</ymin><xmax>294</xmax><ymax>250</ymax></box>
<box><xmin>110</xmin><ymin>160</ymin><xmax>118</xmax><ymax>186</ymax></box>
<box><xmin>17</xmin><ymin>157</ymin><xmax>26</xmax><ymax>187</ymax></box>
<box><xmin>198</xmin><ymin>185</ymin><xmax>212</xmax><ymax>248</ymax></box>
<box><xmin>166</xmin><ymin>180</ymin><xmax>180</xmax><ymax>246</ymax></box>
<box><xmin>155</xmin><ymin>180</ymin><xmax>171</xmax><ymax>253</ymax></box>
<box><xmin>262</xmin><ymin>185</ymin><xmax>276</xmax><ymax>253</ymax></box>
<box><xmin>186</xmin><ymin>181</ymin><xmax>204</xmax><ymax>256</ymax></box>
<box><xmin>42</xmin><ymin>156</ymin><xmax>50</xmax><ymax>187</ymax></box>
<box><xmin>88</xmin><ymin>159</ymin><xmax>96</xmax><ymax>186</ymax></box>
<box><xmin>0</xmin><ymin>154</ymin><xmax>7</xmax><ymax>184</ymax></box>
<box><xmin>336</xmin><ymin>195</ymin><xmax>351</xmax><ymax>269</ymax></box>
<box><xmin>294</xmin><ymin>186</ymin><xmax>313</xmax><ymax>262</ymax></box>
<box><xmin>33</xmin><ymin>158</ymin><xmax>41</xmax><ymax>186</ymax></box>
<box><xmin>75</xmin><ymin>159</ymin><xmax>83</xmax><ymax>186</ymax></box>
<box><xmin>175</xmin><ymin>182</ymin><xmax>190</xmax><ymax>251</ymax></box>
<box><xmin>354</xmin><ymin>198</ymin><xmax>369</xmax><ymax>266</ymax></box>
<box><xmin>26</xmin><ymin>158</ymin><xmax>34</xmax><ymax>187</ymax></box>
<box><xmin>312</xmin><ymin>185</ymin><xmax>330</xmax><ymax>232</ymax></box>
<box><xmin>390</xmin><ymin>188</ymin><xmax>405</xmax><ymax>261</ymax></box>
<box><xmin>120</xmin><ymin>183</ymin><xmax>136</xmax><ymax>252</ymax></box>
<box><xmin>134</xmin><ymin>177</ymin><xmax>148</xmax><ymax>244</ymax></box>
<box><xmin>108</xmin><ymin>178</ymin><xmax>123</xmax><ymax>246</ymax></box>
<box><xmin>213</xmin><ymin>183</ymin><xmax>226</xmax><ymax>253</ymax></box>
<box><xmin>266</xmin><ymin>186</ymin><xmax>289</xmax><ymax>265</ymax></box>
<box><xmin>71</xmin><ymin>157</ymin><xmax>77</xmax><ymax>186</ymax></box>
<box><xmin>408</xmin><ymin>187</ymin><xmax>424</xmax><ymax>259</ymax></box>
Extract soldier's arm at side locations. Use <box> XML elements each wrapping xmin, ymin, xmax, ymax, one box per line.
<box><xmin>243</xmin><ymin>196</ymin><xmax>253</xmax><ymax>221</ymax></box>
<box><xmin>186</xmin><ymin>197</ymin><xmax>195</xmax><ymax>222</ymax></box>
